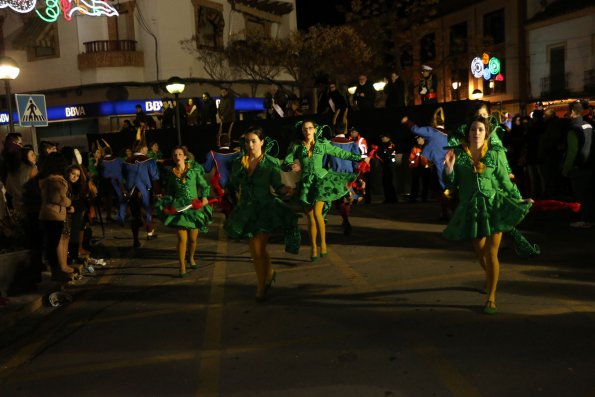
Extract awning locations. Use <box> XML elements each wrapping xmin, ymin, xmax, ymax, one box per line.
<box><xmin>12</xmin><ymin>18</ymin><xmax>55</xmax><ymax>49</ymax></box>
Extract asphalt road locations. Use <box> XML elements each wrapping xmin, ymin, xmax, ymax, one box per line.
<box><xmin>0</xmin><ymin>201</ymin><xmax>594</xmax><ymax>397</ymax></box>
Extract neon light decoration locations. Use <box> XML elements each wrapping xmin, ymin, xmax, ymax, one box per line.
<box><xmin>471</xmin><ymin>57</ymin><xmax>484</xmax><ymax>78</ymax></box>
<box><xmin>488</xmin><ymin>57</ymin><xmax>501</xmax><ymax>75</ymax></box>
<box><xmin>1</xmin><ymin>0</ymin><xmax>118</xmax><ymax>22</ymax></box>
<box><xmin>470</xmin><ymin>53</ymin><xmax>502</xmax><ymax>81</ymax></box>
<box><xmin>0</xmin><ymin>0</ymin><xmax>36</xmax><ymax>13</ymax></box>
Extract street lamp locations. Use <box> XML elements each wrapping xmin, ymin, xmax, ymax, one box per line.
<box><xmin>451</xmin><ymin>81</ymin><xmax>461</xmax><ymax>101</ymax></box>
<box><xmin>471</xmin><ymin>88</ymin><xmax>483</xmax><ymax>100</ymax></box>
<box><xmin>373</xmin><ymin>81</ymin><xmax>386</xmax><ymax>91</ymax></box>
<box><xmin>0</xmin><ymin>56</ymin><xmax>21</xmax><ymax>134</ymax></box>
<box><xmin>165</xmin><ymin>76</ymin><xmax>185</xmax><ymax>146</ymax></box>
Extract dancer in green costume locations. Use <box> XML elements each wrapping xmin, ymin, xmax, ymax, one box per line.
<box><xmin>284</xmin><ymin>120</ymin><xmax>370</xmax><ymax>261</ymax></box>
<box><xmin>155</xmin><ymin>147</ymin><xmax>212</xmax><ymax>277</ymax></box>
<box><xmin>444</xmin><ymin>116</ymin><xmax>533</xmax><ymax>314</ymax></box>
<box><xmin>449</xmin><ymin>102</ymin><xmax>540</xmax><ymax>258</ymax></box>
<box><xmin>224</xmin><ymin>126</ymin><xmax>300</xmax><ymax>301</ymax></box>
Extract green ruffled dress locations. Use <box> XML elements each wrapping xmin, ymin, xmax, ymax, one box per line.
<box><xmin>155</xmin><ymin>160</ymin><xmax>212</xmax><ymax>232</ymax></box>
<box><xmin>443</xmin><ymin>143</ymin><xmax>531</xmax><ymax>240</ymax></box>
<box><xmin>283</xmin><ymin>139</ymin><xmax>361</xmax><ymax>206</ymax></box>
<box><xmin>224</xmin><ymin>154</ymin><xmax>300</xmax><ymax>254</ymax></box>
<box><xmin>448</xmin><ymin>118</ymin><xmax>540</xmax><ymax>257</ymax></box>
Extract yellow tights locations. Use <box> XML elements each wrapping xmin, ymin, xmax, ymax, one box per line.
<box><xmin>305</xmin><ymin>201</ymin><xmax>326</xmax><ymax>257</ymax></box>
<box><xmin>177</xmin><ymin>228</ymin><xmax>199</xmax><ymax>275</ymax></box>
<box><xmin>472</xmin><ymin>232</ymin><xmax>502</xmax><ymax>306</ymax></box>
<box><xmin>248</xmin><ymin>233</ymin><xmax>273</xmax><ymax>298</ymax></box>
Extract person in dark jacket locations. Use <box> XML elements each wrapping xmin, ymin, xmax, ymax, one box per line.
<box><xmin>200</xmin><ymin>92</ymin><xmax>217</xmax><ymax>125</ymax></box>
<box><xmin>563</xmin><ymin>101</ymin><xmax>594</xmax><ymax>228</ymax></box>
<box><xmin>354</xmin><ymin>74</ymin><xmax>376</xmax><ymax>110</ymax></box>
<box><xmin>384</xmin><ymin>72</ymin><xmax>406</xmax><ymax>108</ymax></box>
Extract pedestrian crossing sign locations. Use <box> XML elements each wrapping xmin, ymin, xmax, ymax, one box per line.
<box><xmin>16</xmin><ymin>94</ymin><xmax>48</xmax><ymax>127</ymax></box>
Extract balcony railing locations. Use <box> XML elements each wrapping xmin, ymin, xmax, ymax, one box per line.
<box><xmin>83</xmin><ymin>40</ymin><xmax>137</xmax><ymax>53</ymax></box>
<box><xmin>540</xmin><ymin>73</ymin><xmax>570</xmax><ymax>98</ymax></box>
<box><xmin>78</xmin><ymin>40</ymin><xmax>143</xmax><ymax>70</ymax></box>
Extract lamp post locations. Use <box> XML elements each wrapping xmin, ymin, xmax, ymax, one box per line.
<box><xmin>451</xmin><ymin>81</ymin><xmax>461</xmax><ymax>101</ymax></box>
<box><xmin>165</xmin><ymin>76</ymin><xmax>185</xmax><ymax>146</ymax></box>
<box><xmin>0</xmin><ymin>56</ymin><xmax>21</xmax><ymax>134</ymax></box>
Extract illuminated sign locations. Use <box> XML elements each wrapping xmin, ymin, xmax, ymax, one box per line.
<box><xmin>0</xmin><ymin>0</ymin><xmax>119</xmax><ymax>22</ymax></box>
<box><xmin>0</xmin><ymin>97</ymin><xmax>266</xmax><ymax>124</ymax></box>
<box><xmin>470</xmin><ymin>53</ymin><xmax>502</xmax><ymax>81</ymax></box>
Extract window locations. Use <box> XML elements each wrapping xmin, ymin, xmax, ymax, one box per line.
<box><xmin>245</xmin><ymin>18</ymin><xmax>268</xmax><ymax>37</ymax></box>
<box><xmin>549</xmin><ymin>46</ymin><xmax>566</xmax><ymax>94</ymax></box>
<box><xmin>420</xmin><ymin>33</ymin><xmax>436</xmax><ymax>63</ymax></box>
<box><xmin>449</xmin><ymin>22</ymin><xmax>467</xmax><ymax>55</ymax></box>
<box><xmin>28</xmin><ymin>23</ymin><xmax>59</xmax><ymax>61</ymax></box>
<box><xmin>483</xmin><ymin>9</ymin><xmax>505</xmax><ymax>45</ymax></box>
<box><xmin>194</xmin><ymin>2</ymin><xmax>224</xmax><ymax>49</ymax></box>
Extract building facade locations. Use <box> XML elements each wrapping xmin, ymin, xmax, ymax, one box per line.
<box><xmin>0</xmin><ymin>0</ymin><xmax>297</xmax><ymax>146</ymax></box>
<box><xmin>526</xmin><ymin>1</ymin><xmax>595</xmax><ymax>103</ymax></box>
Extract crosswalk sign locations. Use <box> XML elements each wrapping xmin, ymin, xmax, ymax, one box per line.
<box><xmin>16</xmin><ymin>94</ymin><xmax>48</xmax><ymax>127</ymax></box>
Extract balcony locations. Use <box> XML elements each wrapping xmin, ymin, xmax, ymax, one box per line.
<box><xmin>78</xmin><ymin>40</ymin><xmax>144</xmax><ymax>70</ymax></box>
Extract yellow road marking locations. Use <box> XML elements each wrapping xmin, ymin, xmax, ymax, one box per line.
<box><xmin>326</xmin><ymin>247</ymin><xmax>371</xmax><ymax>292</ymax></box>
<box><xmin>196</xmin><ymin>224</ymin><xmax>227</xmax><ymax>397</ymax></box>
<box><xmin>328</xmin><ymin>246</ymin><xmax>482</xmax><ymax>397</ymax></box>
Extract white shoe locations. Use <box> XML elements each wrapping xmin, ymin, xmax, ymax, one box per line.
<box><xmin>87</xmin><ymin>257</ymin><xmax>106</xmax><ymax>266</ymax></box>
<box><xmin>570</xmin><ymin>221</ymin><xmax>593</xmax><ymax>228</ymax></box>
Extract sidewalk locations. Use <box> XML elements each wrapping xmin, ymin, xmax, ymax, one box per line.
<box><xmin>0</xmin><ymin>240</ymin><xmax>107</xmax><ymax>330</ymax></box>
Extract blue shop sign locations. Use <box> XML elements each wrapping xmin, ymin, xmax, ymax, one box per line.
<box><xmin>0</xmin><ymin>97</ymin><xmax>265</xmax><ymax>124</ymax></box>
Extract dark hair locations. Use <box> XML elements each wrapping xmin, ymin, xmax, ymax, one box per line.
<box><xmin>334</xmin><ymin>122</ymin><xmax>346</xmax><ymax>133</ymax></box>
<box><xmin>219</xmin><ymin>134</ymin><xmax>230</xmax><ymax>147</ymax></box>
<box><xmin>40</xmin><ymin>141</ymin><xmax>57</xmax><ymax>153</ymax></box>
<box><xmin>20</xmin><ymin>147</ymin><xmax>36</xmax><ymax>166</ymax></box>
<box><xmin>467</xmin><ymin>116</ymin><xmax>491</xmax><ymax>140</ymax></box>
<box><xmin>134</xmin><ymin>142</ymin><xmax>147</xmax><ymax>153</ymax></box>
<box><xmin>171</xmin><ymin>146</ymin><xmax>190</xmax><ymax>160</ymax></box>
<box><xmin>244</xmin><ymin>126</ymin><xmax>265</xmax><ymax>141</ymax></box>
<box><xmin>569</xmin><ymin>101</ymin><xmax>583</xmax><ymax>115</ymax></box>
<box><xmin>38</xmin><ymin>152</ymin><xmax>68</xmax><ymax>178</ymax></box>
<box><xmin>60</xmin><ymin>146</ymin><xmax>76</xmax><ymax>165</ymax></box>
<box><xmin>202</xmin><ymin>92</ymin><xmax>211</xmax><ymax>99</ymax></box>
<box><xmin>149</xmin><ymin>141</ymin><xmax>159</xmax><ymax>149</ymax></box>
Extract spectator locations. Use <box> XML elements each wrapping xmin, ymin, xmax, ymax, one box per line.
<box><xmin>159</xmin><ymin>100</ymin><xmax>175</xmax><ymax>129</ymax></box>
<box><xmin>133</xmin><ymin>104</ymin><xmax>148</xmax><ymax>128</ymax></box>
<box><xmin>186</xmin><ymin>98</ymin><xmax>199</xmax><ymax>126</ymax></box>
<box><xmin>200</xmin><ymin>92</ymin><xmax>217</xmax><ymax>125</ymax></box>
<box><xmin>538</xmin><ymin>109</ymin><xmax>564</xmax><ymax>199</ymax></box>
<box><xmin>218</xmin><ymin>87</ymin><xmax>235</xmax><ymax>124</ymax></box>
<box><xmin>353</xmin><ymin>74</ymin><xmax>376</xmax><ymax>110</ymax></box>
<box><xmin>5</xmin><ymin>147</ymin><xmax>38</xmax><ymax>215</ymax></box>
<box><xmin>377</xmin><ymin>134</ymin><xmax>398</xmax><ymax>203</ymax></box>
<box><xmin>264</xmin><ymin>84</ymin><xmax>288</xmax><ymax>119</ymax></box>
<box><xmin>38</xmin><ymin>153</ymin><xmax>75</xmax><ymax>280</ymax></box>
<box><xmin>1</xmin><ymin>133</ymin><xmax>23</xmax><ymax>184</ymax></box>
<box><xmin>563</xmin><ymin>101</ymin><xmax>594</xmax><ymax>228</ymax></box>
<box><xmin>419</xmin><ymin>65</ymin><xmax>438</xmax><ymax>104</ymax></box>
<box><xmin>384</xmin><ymin>72</ymin><xmax>406</xmax><ymax>108</ymax></box>
<box><xmin>285</xmin><ymin>98</ymin><xmax>304</xmax><ymax>118</ymax></box>
<box><xmin>408</xmin><ymin>136</ymin><xmax>431</xmax><ymax>202</ymax></box>
<box><xmin>119</xmin><ymin>120</ymin><xmax>135</xmax><ymax>134</ymax></box>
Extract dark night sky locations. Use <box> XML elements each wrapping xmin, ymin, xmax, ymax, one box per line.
<box><xmin>295</xmin><ymin>0</ymin><xmax>349</xmax><ymax>30</ymax></box>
